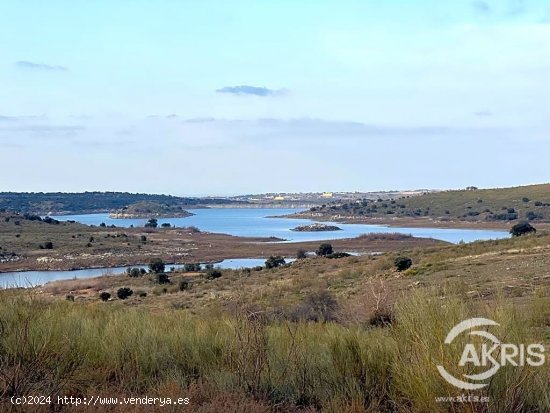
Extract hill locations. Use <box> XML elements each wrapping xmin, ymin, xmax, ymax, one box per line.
<box><xmin>0</xmin><ymin>192</ymin><xmax>246</xmax><ymax>215</ymax></box>
<box><xmin>292</xmin><ymin>183</ymin><xmax>550</xmax><ymax>227</ymax></box>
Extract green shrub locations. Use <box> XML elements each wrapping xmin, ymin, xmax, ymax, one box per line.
<box><xmin>394</xmin><ymin>256</ymin><xmax>413</xmax><ymax>271</ymax></box>
<box><xmin>148</xmin><ymin>258</ymin><xmax>165</xmax><ymax>273</ymax></box>
<box><xmin>99</xmin><ymin>292</ymin><xmax>111</xmax><ymax>301</ymax></box>
<box><xmin>116</xmin><ymin>287</ymin><xmax>133</xmax><ymax>300</ymax></box>
<box><xmin>510</xmin><ymin>221</ymin><xmax>536</xmax><ymax>237</ymax></box>
<box><xmin>265</xmin><ymin>256</ymin><xmax>286</xmax><ymax>269</ymax></box>
<box><xmin>155</xmin><ymin>273</ymin><xmax>170</xmax><ymax>284</ymax></box>
<box><xmin>316</xmin><ymin>243</ymin><xmax>333</xmax><ymax>256</ymax></box>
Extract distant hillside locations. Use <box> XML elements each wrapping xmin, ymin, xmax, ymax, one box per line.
<box><xmin>0</xmin><ymin>192</ymin><xmax>245</xmax><ymax>215</ymax></box>
<box><xmin>300</xmin><ymin>184</ymin><xmax>550</xmax><ymax>224</ymax></box>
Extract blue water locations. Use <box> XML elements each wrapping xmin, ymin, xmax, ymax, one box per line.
<box><xmin>52</xmin><ymin>208</ymin><xmax>510</xmax><ymax>244</ymax></box>
<box><xmin>0</xmin><ymin>258</ymin><xmax>282</xmax><ymax>288</ymax></box>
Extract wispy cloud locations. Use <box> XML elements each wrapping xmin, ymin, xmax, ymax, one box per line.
<box><xmin>0</xmin><ymin>115</ymin><xmax>19</xmax><ymax>122</ymax></box>
<box><xmin>507</xmin><ymin>0</ymin><xmax>526</xmax><ymax>16</ymax></box>
<box><xmin>474</xmin><ymin>110</ymin><xmax>493</xmax><ymax>117</ymax></box>
<box><xmin>216</xmin><ymin>85</ymin><xmax>285</xmax><ymax>97</ymax></box>
<box><xmin>15</xmin><ymin>61</ymin><xmax>68</xmax><ymax>71</ymax></box>
<box><xmin>472</xmin><ymin>0</ymin><xmax>491</xmax><ymax>13</ymax></box>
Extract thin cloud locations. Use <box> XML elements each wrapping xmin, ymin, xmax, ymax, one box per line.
<box><xmin>15</xmin><ymin>61</ymin><xmax>68</xmax><ymax>71</ymax></box>
<box><xmin>0</xmin><ymin>115</ymin><xmax>18</xmax><ymax>122</ymax></box>
<box><xmin>216</xmin><ymin>85</ymin><xmax>285</xmax><ymax>97</ymax></box>
<box><xmin>472</xmin><ymin>0</ymin><xmax>491</xmax><ymax>13</ymax></box>
<box><xmin>474</xmin><ymin>110</ymin><xmax>493</xmax><ymax>117</ymax></box>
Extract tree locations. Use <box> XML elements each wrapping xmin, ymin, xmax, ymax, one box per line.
<box><xmin>144</xmin><ymin>218</ymin><xmax>158</xmax><ymax>228</ymax></box>
<box><xmin>265</xmin><ymin>256</ymin><xmax>286</xmax><ymax>269</ymax></box>
<box><xmin>316</xmin><ymin>243</ymin><xmax>333</xmax><ymax>256</ymax></box>
<box><xmin>394</xmin><ymin>256</ymin><xmax>413</xmax><ymax>271</ymax></box>
<box><xmin>99</xmin><ymin>292</ymin><xmax>111</xmax><ymax>301</ymax></box>
<box><xmin>127</xmin><ymin>267</ymin><xmax>142</xmax><ymax>278</ymax></box>
<box><xmin>510</xmin><ymin>222</ymin><xmax>536</xmax><ymax>237</ymax></box>
<box><xmin>149</xmin><ymin>258</ymin><xmax>165</xmax><ymax>273</ymax></box>
<box><xmin>117</xmin><ymin>287</ymin><xmax>133</xmax><ymax>300</ymax></box>
<box><xmin>205</xmin><ymin>267</ymin><xmax>222</xmax><ymax>280</ymax></box>
<box><xmin>155</xmin><ymin>273</ymin><xmax>170</xmax><ymax>284</ymax></box>
<box><xmin>161</xmin><ymin>223</ymin><xmax>171</xmax><ymax>228</ymax></box>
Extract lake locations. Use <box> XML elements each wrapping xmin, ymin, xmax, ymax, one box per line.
<box><xmin>52</xmin><ymin>208</ymin><xmax>510</xmax><ymax>244</ymax></box>
<box><xmin>0</xmin><ymin>258</ymin><xmax>281</xmax><ymax>288</ymax></box>
<box><xmin>1</xmin><ymin>208</ymin><xmax>509</xmax><ymax>288</ymax></box>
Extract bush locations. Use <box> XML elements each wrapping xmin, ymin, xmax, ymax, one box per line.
<box><xmin>326</xmin><ymin>252</ymin><xmax>351</xmax><ymax>259</ymax></box>
<box><xmin>522</xmin><ymin>197</ymin><xmax>530</xmax><ymax>202</ymax></box>
<box><xmin>316</xmin><ymin>243</ymin><xmax>333</xmax><ymax>256</ymax></box>
<box><xmin>290</xmin><ymin>291</ymin><xmax>339</xmax><ymax>322</ymax></box>
<box><xmin>161</xmin><ymin>223</ymin><xmax>171</xmax><ymax>228</ymax></box>
<box><xmin>510</xmin><ymin>221</ymin><xmax>536</xmax><ymax>237</ymax></box>
<box><xmin>179</xmin><ymin>280</ymin><xmax>190</xmax><ymax>291</ymax></box>
<box><xmin>65</xmin><ymin>295</ymin><xmax>75</xmax><ymax>302</ymax></box>
<box><xmin>265</xmin><ymin>256</ymin><xmax>286</xmax><ymax>269</ymax></box>
<box><xmin>184</xmin><ymin>263</ymin><xmax>201</xmax><ymax>272</ymax></box>
<box><xmin>394</xmin><ymin>256</ymin><xmax>413</xmax><ymax>271</ymax></box>
<box><xmin>148</xmin><ymin>258</ymin><xmax>165</xmax><ymax>273</ymax></box>
<box><xmin>144</xmin><ymin>218</ymin><xmax>158</xmax><ymax>228</ymax></box>
<box><xmin>116</xmin><ymin>288</ymin><xmax>133</xmax><ymax>300</ymax></box>
<box><xmin>126</xmin><ymin>267</ymin><xmax>142</xmax><ymax>278</ymax></box>
<box><xmin>140</xmin><ymin>235</ymin><xmax>147</xmax><ymax>242</ymax></box>
<box><xmin>205</xmin><ymin>268</ymin><xmax>222</xmax><ymax>280</ymax></box>
<box><xmin>296</xmin><ymin>249</ymin><xmax>307</xmax><ymax>259</ymax></box>
<box><xmin>155</xmin><ymin>273</ymin><xmax>170</xmax><ymax>284</ymax></box>
<box><xmin>99</xmin><ymin>292</ymin><xmax>111</xmax><ymax>301</ymax></box>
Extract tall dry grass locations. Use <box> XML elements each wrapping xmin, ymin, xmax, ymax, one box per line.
<box><xmin>0</xmin><ymin>289</ymin><xmax>548</xmax><ymax>412</ymax></box>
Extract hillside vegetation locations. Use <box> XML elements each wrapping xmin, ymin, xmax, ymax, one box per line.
<box><xmin>2</xmin><ymin>231</ymin><xmax>550</xmax><ymax>412</ymax></box>
<box><xmin>0</xmin><ymin>192</ymin><xmax>244</xmax><ymax>215</ymax></box>
<box><xmin>305</xmin><ymin>184</ymin><xmax>550</xmax><ymax>224</ymax></box>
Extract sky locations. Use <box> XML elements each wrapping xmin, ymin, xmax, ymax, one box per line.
<box><xmin>1</xmin><ymin>0</ymin><xmax>550</xmax><ymax>195</ymax></box>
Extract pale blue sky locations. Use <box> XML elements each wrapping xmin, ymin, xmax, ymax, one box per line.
<box><xmin>1</xmin><ymin>0</ymin><xmax>549</xmax><ymax>195</ymax></box>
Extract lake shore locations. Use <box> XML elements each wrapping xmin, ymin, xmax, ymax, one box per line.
<box><xmin>278</xmin><ymin>211</ymin><xmax>550</xmax><ymax>230</ymax></box>
<box><xmin>0</xmin><ymin>227</ymin><xmax>445</xmax><ymax>273</ymax></box>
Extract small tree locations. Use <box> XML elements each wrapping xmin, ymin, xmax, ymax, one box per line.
<box><xmin>117</xmin><ymin>287</ymin><xmax>133</xmax><ymax>300</ymax></box>
<box><xmin>316</xmin><ymin>243</ymin><xmax>333</xmax><ymax>256</ymax></box>
<box><xmin>149</xmin><ymin>258</ymin><xmax>165</xmax><ymax>273</ymax></box>
<box><xmin>155</xmin><ymin>273</ymin><xmax>170</xmax><ymax>284</ymax></box>
<box><xmin>179</xmin><ymin>280</ymin><xmax>189</xmax><ymax>291</ymax></box>
<box><xmin>265</xmin><ymin>256</ymin><xmax>286</xmax><ymax>269</ymax></box>
<box><xmin>99</xmin><ymin>292</ymin><xmax>111</xmax><ymax>301</ymax></box>
<box><xmin>127</xmin><ymin>267</ymin><xmax>142</xmax><ymax>278</ymax></box>
<box><xmin>145</xmin><ymin>218</ymin><xmax>158</xmax><ymax>228</ymax></box>
<box><xmin>205</xmin><ymin>267</ymin><xmax>222</xmax><ymax>280</ymax></box>
<box><xmin>510</xmin><ymin>222</ymin><xmax>536</xmax><ymax>237</ymax></box>
<box><xmin>394</xmin><ymin>256</ymin><xmax>413</xmax><ymax>271</ymax></box>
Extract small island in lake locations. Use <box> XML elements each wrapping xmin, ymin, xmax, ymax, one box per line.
<box><xmin>291</xmin><ymin>223</ymin><xmax>342</xmax><ymax>232</ymax></box>
<box><xmin>109</xmin><ymin>201</ymin><xmax>194</xmax><ymax>219</ymax></box>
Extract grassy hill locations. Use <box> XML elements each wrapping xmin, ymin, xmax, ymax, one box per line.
<box><xmin>0</xmin><ymin>192</ymin><xmax>245</xmax><ymax>215</ymax></box>
<box><xmin>306</xmin><ymin>183</ymin><xmax>550</xmax><ymax>224</ymax></box>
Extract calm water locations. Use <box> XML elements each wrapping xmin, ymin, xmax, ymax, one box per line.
<box><xmin>52</xmin><ymin>208</ymin><xmax>510</xmax><ymax>244</ymax></box>
<box><xmin>1</xmin><ymin>208</ymin><xmax>509</xmax><ymax>288</ymax></box>
<box><xmin>0</xmin><ymin>258</ymin><xmax>279</xmax><ymax>288</ymax></box>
